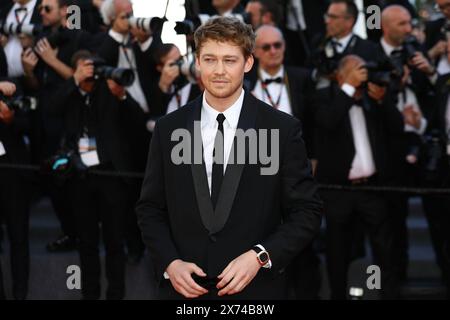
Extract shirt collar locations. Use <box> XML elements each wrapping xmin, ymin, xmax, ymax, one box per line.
<box><xmin>259</xmin><ymin>66</ymin><xmax>284</xmax><ymax>82</ymax></box>
<box><xmin>108</xmin><ymin>29</ymin><xmax>130</xmax><ymax>44</ymax></box>
<box><xmin>332</xmin><ymin>32</ymin><xmax>353</xmax><ymax>51</ymax></box>
<box><xmin>13</xmin><ymin>0</ymin><xmax>37</xmax><ymax>11</ymax></box>
<box><xmin>381</xmin><ymin>37</ymin><xmax>402</xmax><ymax>56</ymax></box>
<box><xmin>201</xmin><ymin>88</ymin><xmax>245</xmax><ymax>129</ymax></box>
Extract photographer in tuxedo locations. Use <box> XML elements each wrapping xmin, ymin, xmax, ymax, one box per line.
<box><xmin>136</xmin><ymin>16</ymin><xmax>322</xmax><ymax>300</ymax></box>
<box><xmin>314</xmin><ymin>54</ymin><xmax>404</xmax><ymax>299</ymax></box>
<box><xmin>46</xmin><ymin>50</ymin><xmax>143</xmax><ymax>300</ymax></box>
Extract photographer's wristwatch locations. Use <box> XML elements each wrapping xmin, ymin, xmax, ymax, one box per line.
<box><xmin>252</xmin><ymin>245</ymin><xmax>271</xmax><ymax>268</ymax></box>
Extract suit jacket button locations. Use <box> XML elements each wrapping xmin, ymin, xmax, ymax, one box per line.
<box><xmin>209</xmin><ymin>235</ymin><xmax>217</xmax><ymax>242</ymax></box>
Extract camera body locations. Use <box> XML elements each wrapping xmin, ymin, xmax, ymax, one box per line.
<box><xmin>89</xmin><ymin>57</ymin><xmax>135</xmax><ymax>87</ymax></box>
<box><xmin>170</xmin><ymin>53</ymin><xmax>198</xmax><ymax>84</ymax></box>
<box><xmin>0</xmin><ymin>93</ymin><xmax>38</xmax><ymax>113</ymax></box>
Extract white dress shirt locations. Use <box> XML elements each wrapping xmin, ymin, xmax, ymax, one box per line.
<box><xmin>332</xmin><ymin>32</ymin><xmax>354</xmax><ymax>54</ymax></box>
<box><xmin>166</xmin><ymin>83</ymin><xmax>192</xmax><ymax>115</ymax></box>
<box><xmin>108</xmin><ymin>29</ymin><xmax>149</xmax><ymax>112</ymax></box>
<box><xmin>341</xmin><ymin>84</ymin><xmax>377</xmax><ymax>180</ymax></box>
<box><xmin>4</xmin><ymin>0</ymin><xmax>37</xmax><ymax>77</ymax></box>
<box><xmin>201</xmin><ymin>89</ymin><xmax>244</xmax><ymax>194</ymax></box>
<box><xmin>380</xmin><ymin>38</ymin><xmax>427</xmax><ymax>135</ymax></box>
<box><xmin>252</xmin><ymin>66</ymin><xmax>292</xmax><ymax>115</ymax></box>
<box><xmin>286</xmin><ymin>0</ymin><xmax>306</xmax><ymax>31</ymax></box>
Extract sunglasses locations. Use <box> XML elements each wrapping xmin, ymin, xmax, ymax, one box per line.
<box><xmin>259</xmin><ymin>41</ymin><xmax>283</xmax><ymax>52</ymax></box>
<box><xmin>38</xmin><ymin>5</ymin><xmax>53</xmax><ymax>14</ymax></box>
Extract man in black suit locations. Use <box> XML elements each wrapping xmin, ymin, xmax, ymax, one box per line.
<box><xmin>314</xmin><ymin>54</ymin><xmax>404</xmax><ymax>299</ymax></box>
<box><xmin>377</xmin><ymin>4</ymin><xmax>437</xmax><ymax>283</ymax></box>
<box><xmin>136</xmin><ymin>16</ymin><xmax>323</xmax><ymax>300</ymax></box>
<box><xmin>97</xmin><ymin>0</ymin><xmax>164</xmax><ymax>263</ymax></box>
<box><xmin>0</xmin><ymin>81</ymin><xmax>31</xmax><ymax>300</ymax></box>
<box><xmin>312</xmin><ymin>0</ymin><xmax>381</xmax><ymax>87</ymax></box>
<box><xmin>47</xmin><ymin>50</ymin><xmax>142</xmax><ymax>299</ymax></box>
<box><xmin>246</xmin><ymin>24</ymin><xmax>320</xmax><ymax>299</ymax></box>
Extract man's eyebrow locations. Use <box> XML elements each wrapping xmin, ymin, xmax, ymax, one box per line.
<box><xmin>201</xmin><ymin>54</ymin><xmax>240</xmax><ymax>59</ymax></box>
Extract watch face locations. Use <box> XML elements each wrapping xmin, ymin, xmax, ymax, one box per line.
<box><xmin>259</xmin><ymin>252</ymin><xmax>269</xmax><ymax>263</ymax></box>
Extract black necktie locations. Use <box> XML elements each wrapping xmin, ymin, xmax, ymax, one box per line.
<box><xmin>211</xmin><ymin>113</ymin><xmax>226</xmax><ymax>209</ymax></box>
<box><xmin>390</xmin><ymin>49</ymin><xmax>403</xmax><ymax>57</ymax></box>
<box><xmin>263</xmin><ymin>77</ymin><xmax>282</xmax><ymax>85</ymax></box>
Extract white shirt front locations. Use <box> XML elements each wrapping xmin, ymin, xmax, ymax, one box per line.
<box><xmin>108</xmin><ymin>29</ymin><xmax>149</xmax><ymax>112</ymax></box>
<box><xmin>4</xmin><ymin>0</ymin><xmax>37</xmax><ymax>77</ymax></box>
<box><xmin>166</xmin><ymin>83</ymin><xmax>192</xmax><ymax>115</ymax></box>
<box><xmin>332</xmin><ymin>32</ymin><xmax>354</xmax><ymax>54</ymax></box>
<box><xmin>201</xmin><ymin>89</ymin><xmax>244</xmax><ymax>194</ymax></box>
<box><xmin>252</xmin><ymin>67</ymin><xmax>292</xmax><ymax>115</ymax></box>
<box><xmin>286</xmin><ymin>0</ymin><xmax>306</xmax><ymax>31</ymax></box>
<box><xmin>341</xmin><ymin>84</ymin><xmax>377</xmax><ymax>180</ymax></box>
<box><xmin>380</xmin><ymin>38</ymin><xmax>427</xmax><ymax>135</ymax></box>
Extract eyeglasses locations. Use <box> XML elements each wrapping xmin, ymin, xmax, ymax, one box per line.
<box><xmin>258</xmin><ymin>41</ymin><xmax>283</xmax><ymax>52</ymax></box>
<box><xmin>38</xmin><ymin>5</ymin><xmax>53</xmax><ymax>14</ymax></box>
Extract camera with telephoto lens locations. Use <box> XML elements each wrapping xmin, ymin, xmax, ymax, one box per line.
<box><xmin>170</xmin><ymin>53</ymin><xmax>198</xmax><ymax>84</ymax></box>
<box><xmin>0</xmin><ymin>93</ymin><xmax>38</xmax><ymax>113</ymax></box>
<box><xmin>0</xmin><ymin>20</ymin><xmax>43</xmax><ymax>36</ymax></box>
<box><xmin>174</xmin><ymin>13</ymin><xmax>251</xmax><ymax>35</ymax></box>
<box><xmin>402</xmin><ymin>34</ymin><xmax>420</xmax><ymax>63</ymax></box>
<box><xmin>128</xmin><ymin>16</ymin><xmax>166</xmax><ymax>33</ymax></box>
<box><xmin>90</xmin><ymin>57</ymin><xmax>135</xmax><ymax>87</ymax></box>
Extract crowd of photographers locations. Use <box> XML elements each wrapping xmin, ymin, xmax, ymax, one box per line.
<box><xmin>0</xmin><ymin>0</ymin><xmax>450</xmax><ymax>300</ymax></box>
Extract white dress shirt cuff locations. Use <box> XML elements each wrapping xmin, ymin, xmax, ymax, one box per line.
<box><xmin>341</xmin><ymin>83</ymin><xmax>356</xmax><ymax>97</ymax></box>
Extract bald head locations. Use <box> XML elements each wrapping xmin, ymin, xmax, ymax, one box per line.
<box><xmin>255</xmin><ymin>25</ymin><xmax>284</xmax><ymax>43</ymax></box>
<box><xmin>381</xmin><ymin>5</ymin><xmax>412</xmax><ymax>47</ymax></box>
<box><xmin>254</xmin><ymin>25</ymin><xmax>285</xmax><ymax>75</ymax></box>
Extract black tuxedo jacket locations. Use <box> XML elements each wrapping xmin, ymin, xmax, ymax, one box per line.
<box><xmin>46</xmin><ymin>77</ymin><xmax>141</xmax><ymax>174</ymax></box>
<box><xmin>425</xmin><ymin>17</ymin><xmax>445</xmax><ymax>53</ymax></box>
<box><xmin>245</xmin><ymin>65</ymin><xmax>316</xmax><ymax>157</ymax></box>
<box><xmin>136</xmin><ymin>91</ymin><xmax>322</xmax><ymax>297</ymax></box>
<box><xmin>314</xmin><ymin>83</ymin><xmax>404</xmax><ymax>185</ymax></box>
<box><xmin>97</xmin><ymin>33</ymin><xmax>164</xmax><ymax>117</ymax></box>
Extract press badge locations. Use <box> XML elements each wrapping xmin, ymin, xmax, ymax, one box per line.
<box><xmin>0</xmin><ymin>141</ymin><xmax>6</xmax><ymax>156</ymax></box>
<box><xmin>79</xmin><ymin>137</ymin><xmax>100</xmax><ymax>167</ymax></box>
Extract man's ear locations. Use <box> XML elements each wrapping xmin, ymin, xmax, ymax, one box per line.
<box><xmin>195</xmin><ymin>55</ymin><xmax>201</xmax><ymax>71</ymax></box>
<box><xmin>244</xmin><ymin>54</ymin><xmax>254</xmax><ymax>73</ymax></box>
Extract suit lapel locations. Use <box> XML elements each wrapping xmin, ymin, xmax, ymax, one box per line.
<box><xmin>187</xmin><ymin>96</ymin><xmax>215</xmax><ymax>233</ymax></box>
<box><xmin>286</xmin><ymin>68</ymin><xmax>301</xmax><ymax>119</ymax></box>
<box><xmin>187</xmin><ymin>91</ymin><xmax>258</xmax><ymax>235</ymax></box>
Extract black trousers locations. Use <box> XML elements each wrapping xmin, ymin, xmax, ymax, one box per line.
<box><xmin>0</xmin><ymin>163</ymin><xmax>30</xmax><ymax>300</ymax></box>
<box><xmin>422</xmin><ymin>194</ymin><xmax>450</xmax><ymax>290</ymax></box>
<box><xmin>321</xmin><ymin>189</ymin><xmax>399</xmax><ymax>300</ymax></box>
<box><xmin>68</xmin><ymin>165</ymin><xmax>127</xmax><ymax>300</ymax></box>
<box><xmin>124</xmin><ymin>180</ymin><xmax>145</xmax><ymax>256</ymax></box>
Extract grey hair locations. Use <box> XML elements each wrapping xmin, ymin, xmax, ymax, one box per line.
<box><xmin>100</xmin><ymin>0</ymin><xmax>117</xmax><ymax>26</ymax></box>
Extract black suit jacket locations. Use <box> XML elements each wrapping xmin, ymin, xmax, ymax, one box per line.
<box><xmin>46</xmin><ymin>77</ymin><xmax>141</xmax><ymax>174</ymax></box>
<box><xmin>136</xmin><ymin>91</ymin><xmax>322</xmax><ymax>297</ymax></box>
<box><xmin>314</xmin><ymin>83</ymin><xmax>404</xmax><ymax>184</ymax></box>
<box><xmin>425</xmin><ymin>17</ymin><xmax>446</xmax><ymax>53</ymax></box>
<box><xmin>245</xmin><ymin>65</ymin><xmax>316</xmax><ymax>157</ymax></box>
<box><xmin>97</xmin><ymin>33</ymin><xmax>163</xmax><ymax>116</ymax></box>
